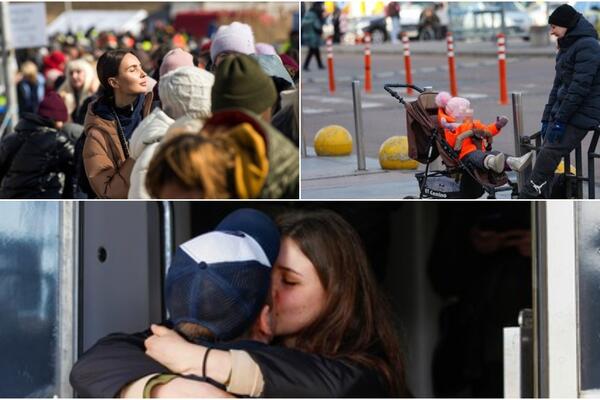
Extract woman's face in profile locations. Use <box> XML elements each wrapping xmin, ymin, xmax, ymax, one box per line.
<box><xmin>550</xmin><ymin>24</ymin><xmax>567</xmax><ymax>38</ymax></box>
<box><xmin>270</xmin><ymin>237</ymin><xmax>326</xmax><ymax>339</ymax></box>
<box><xmin>111</xmin><ymin>53</ymin><xmax>147</xmax><ymax>95</ymax></box>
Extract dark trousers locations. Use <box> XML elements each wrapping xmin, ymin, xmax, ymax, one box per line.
<box><xmin>462</xmin><ymin>150</ymin><xmax>500</xmax><ymax>170</ymax></box>
<box><xmin>303</xmin><ymin>46</ymin><xmax>324</xmax><ymax>70</ymax></box>
<box><xmin>521</xmin><ymin>124</ymin><xmax>589</xmax><ymax>198</ymax></box>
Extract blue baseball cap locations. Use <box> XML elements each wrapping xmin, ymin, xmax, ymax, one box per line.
<box><xmin>165</xmin><ymin>208</ymin><xmax>280</xmax><ymax>340</ymax></box>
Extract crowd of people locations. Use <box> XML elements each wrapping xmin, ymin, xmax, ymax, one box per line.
<box><xmin>0</xmin><ymin>18</ymin><xmax>300</xmax><ymax>199</ymax></box>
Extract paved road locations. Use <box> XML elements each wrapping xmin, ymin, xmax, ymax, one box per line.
<box><xmin>300</xmin><ymin>50</ymin><xmax>600</xmax><ymax>199</ymax></box>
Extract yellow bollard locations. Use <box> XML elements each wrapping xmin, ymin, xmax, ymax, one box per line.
<box><xmin>314</xmin><ymin>125</ymin><xmax>353</xmax><ymax>156</ymax></box>
<box><xmin>379</xmin><ymin>136</ymin><xmax>418</xmax><ymax>170</ymax></box>
<box><xmin>555</xmin><ymin>161</ymin><xmax>576</xmax><ymax>174</ymax></box>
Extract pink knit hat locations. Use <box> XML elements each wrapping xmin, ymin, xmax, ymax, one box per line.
<box><xmin>159</xmin><ymin>48</ymin><xmax>195</xmax><ymax>77</ymax></box>
<box><xmin>435</xmin><ymin>91</ymin><xmax>471</xmax><ymax>119</ymax></box>
<box><xmin>210</xmin><ymin>22</ymin><xmax>255</xmax><ymax>62</ymax></box>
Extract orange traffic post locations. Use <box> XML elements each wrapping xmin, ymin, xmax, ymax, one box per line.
<box><xmin>497</xmin><ymin>33</ymin><xmax>508</xmax><ymax>105</ymax></box>
<box><xmin>326</xmin><ymin>36</ymin><xmax>336</xmax><ymax>93</ymax></box>
<box><xmin>364</xmin><ymin>33</ymin><xmax>372</xmax><ymax>93</ymax></box>
<box><xmin>446</xmin><ymin>32</ymin><xmax>458</xmax><ymax>97</ymax></box>
<box><xmin>402</xmin><ymin>32</ymin><xmax>413</xmax><ymax>95</ymax></box>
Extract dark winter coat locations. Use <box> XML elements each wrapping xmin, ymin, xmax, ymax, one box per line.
<box><xmin>17</xmin><ymin>77</ymin><xmax>44</xmax><ymax>117</ymax></box>
<box><xmin>301</xmin><ymin>9</ymin><xmax>324</xmax><ymax>49</ymax></box>
<box><xmin>0</xmin><ymin>113</ymin><xmax>74</xmax><ymax>198</ymax></box>
<box><xmin>83</xmin><ymin>93</ymin><xmax>152</xmax><ymax>199</ymax></box>
<box><xmin>542</xmin><ymin>15</ymin><xmax>600</xmax><ymax>130</ymax></box>
<box><xmin>69</xmin><ymin>327</ymin><xmax>389</xmax><ymax>398</ymax></box>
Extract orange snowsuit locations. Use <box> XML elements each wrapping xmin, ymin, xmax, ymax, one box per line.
<box><xmin>438</xmin><ymin>108</ymin><xmax>501</xmax><ymax>160</ymax></box>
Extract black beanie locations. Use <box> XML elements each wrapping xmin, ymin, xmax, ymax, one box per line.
<box><xmin>549</xmin><ymin>4</ymin><xmax>580</xmax><ymax>28</ymax></box>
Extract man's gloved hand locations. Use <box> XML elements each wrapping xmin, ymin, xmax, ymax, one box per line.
<box><xmin>495</xmin><ymin>116</ymin><xmax>509</xmax><ymax>130</ymax></box>
<box><xmin>540</xmin><ymin>121</ymin><xmax>548</xmax><ymax>139</ymax></box>
<box><xmin>545</xmin><ymin>121</ymin><xmax>566</xmax><ymax>143</ymax></box>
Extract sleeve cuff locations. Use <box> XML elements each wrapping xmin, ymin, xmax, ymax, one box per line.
<box><xmin>143</xmin><ymin>374</ymin><xmax>179</xmax><ymax>398</ymax></box>
<box><xmin>227</xmin><ymin>350</ymin><xmax>264</xmax><ymax>397</ymax></box>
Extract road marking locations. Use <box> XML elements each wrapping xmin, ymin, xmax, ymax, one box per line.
<box><xmin>303</xmin><ymin>107</ymin><xmax>334</xmax><ymax>114</ymax></box>
<box><xmin>376</xmin><ymin>71</ymin><xmax>395</xmax><ymax>78</ymax></box>
<box><xmin>362</xmin><ymin>102</ymin><xmax>385</xmax><ymax>108</ymax></box>
<box><xmin>461</xmin><ymin>93</ymin><xmax>489</xmax><ymax>99</ymax></box>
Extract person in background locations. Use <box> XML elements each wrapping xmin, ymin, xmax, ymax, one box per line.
<box><xmin>128</xmin><ymin>53</ymin><xmax>214</xmax><ymax>199</ymax></box>
<box><xmin>0</xmin><ymin>92</ymin><xmax>74</xmax><ymax>198</ymax></box>
<box><xmin>386</xmin><ymin>1</ymin><xmax>401</xmax><ymax>44</ymax></box>
<box><xmin>17</xmin><ymin>61</ymin><xmax>45</xmax><ymax>117</ymax></box>
<box><xmin>210</xmin><ymin>22</ymin><xmax>256</xmax><ymax>68</ymax></box>
<box><xmin>42</xmin><ymin>50</ymin><xmax>66</xmax><ymax>78</ymax></box>
<box><xmin>58</xmin><ymin>58</ymin><xmax>99</xmax><ymax>124</ymax></box>
<box><xmin>301</xmin><ymin>2</ymin><xmax>325</xmax><ymax>71</ymax></box>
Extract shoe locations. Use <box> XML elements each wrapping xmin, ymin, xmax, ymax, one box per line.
<box><xmin>506</xmin><ymin>151</ymin><xmax>533</xmax><ymax>172</ymax></box>
<box><xmin>484</xmin><ymin>153</ymin><xmax>506</xmax><ymax>174</ymax></box>
<box><xmin>303</xmin><ymin>67</ymin><xmax>310</xmax><ymax>72</ymax></box>
<box><xmin>318</xmin><ymin>65</ymin><xmax>325</xmax><ymax>70</ymax></box>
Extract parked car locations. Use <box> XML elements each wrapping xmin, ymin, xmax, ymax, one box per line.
<box><xmin>361</xmin><ymin>2</ymin><xmax>449</xmax><ymax>42</ymax></box>
<box><xmin>447</xmin><ymin>2</ymin><xmax>532</xmax><ymax>40</ymax></box>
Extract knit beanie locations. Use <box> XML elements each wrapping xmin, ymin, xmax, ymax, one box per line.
<box><xmin>211</xmin><ymin>54</ymin><xmax>276</xmax><ymax>114</ymax></box>
<box><xmin>210</xmin><ymin>22</ymin><xmax>255</xmax><ymax>62</ymax></box>
<box><xmin>279</xmin><ymin>54</ymin><xmax>299</xmax><ymax>75</ymax></box>
<box><xmin>159</xmin><ymin>48</ymin><xmax>195</xmax><ymax>77</ymax></box>
<box><xmin>38</xmin><ymin>92</ymin><xmax>68</xmax><ymax>122</ymax></box>
<box><xmin>549</xmin><ymin>4</ymin><xmax>580</xmax><ymax>28</ymax></box>
<box><xmin>255</xmin><ymin>42</ymin><xmax>277</xmax><ymax>56</ymax></box>
<box><xmin>159</xmin><ymin>66</ymin><xmax>215</xmax><ymax>120</ymax></box>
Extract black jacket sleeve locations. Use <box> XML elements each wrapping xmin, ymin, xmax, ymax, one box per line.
<box><xmin>69</xmin><ymin>331</ymin><xmax>170</xmax><ymax>398</ymax></box>
<box><xmin>0</xmin><ymin>132</ymin><xmax>24</xmax><ymax>182</ymax></box>
<box><xmin>244</xmin><ymin>346</ymin><xmax>389</xmax><ymax>398</ymax></box>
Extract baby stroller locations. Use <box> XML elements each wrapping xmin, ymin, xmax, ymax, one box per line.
<box><xmin>384</xmin><ymin>83</ymin><xmax>518</xmax><ymax>199</ymax></box>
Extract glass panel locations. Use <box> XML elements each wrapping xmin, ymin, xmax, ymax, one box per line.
<box><xmin>576</xmin><ymin>203</ymin><xmax>600</xmax><ymax>392</ymax></box>
<box><xmin>0</xmin><ymin>202</ymin><xmax>60</xmax><ymax>397</ymax></box>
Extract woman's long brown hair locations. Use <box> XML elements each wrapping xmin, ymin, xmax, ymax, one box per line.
<box><xmin>276</xmin><ymin>209</ymin><xmax>408</xmax><ymax>396</ymax></box>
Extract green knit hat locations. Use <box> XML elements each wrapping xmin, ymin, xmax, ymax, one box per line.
<box><xmin>211</xmin><ymin>54</ymin><xmax>277</xmax><ymax>115</ymax></box>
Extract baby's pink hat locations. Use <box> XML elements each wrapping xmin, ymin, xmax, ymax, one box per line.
<box><xmin>435</xmin><ymin>91</ymin><xmax>470</xmax><ymax>118</ymax></box>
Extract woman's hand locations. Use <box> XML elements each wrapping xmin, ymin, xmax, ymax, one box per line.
<box><xmin>144</xmin><ymin>324</ymin><xmax>206</xmax><ymax>376</ymax></box>
<box><xmin>151</xmin><ymin>377</ymin><xmax>235</xmax><ymax>398</ymax></box>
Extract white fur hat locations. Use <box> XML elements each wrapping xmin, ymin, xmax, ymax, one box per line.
<box><xmin>159</xmin><ymin>66</ymin><xmax>214</xmax><ymax>120</ymax></box>
<box><xmin>210</xmin><ymin>22</ymin><xmax>255</xmax><ymax>62</ymax></box>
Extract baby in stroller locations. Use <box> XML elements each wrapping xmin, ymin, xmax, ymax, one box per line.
<box><xmin>435</xmin><ymin>91</ymin><xmax>532</xmax><ymax>174</ymax></box>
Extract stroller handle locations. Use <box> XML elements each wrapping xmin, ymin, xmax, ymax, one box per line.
<box><xmin>384</xmin><ymin>83</ymin><xmax>427</xmax><ymax>105</ymax></box>
<box><xmin>384</xmin><ymin>83</ymin><xmax>426</xmax><ymax>94</ymax></box>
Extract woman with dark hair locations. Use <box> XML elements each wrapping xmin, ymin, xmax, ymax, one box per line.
<box><xmin>73</xmin><ymin>209</ymin><xmax>408</xmax><ymax>397</ymax></box>
<box><xmin>82</xmin><ymin>49</ymin><xmax>152</xmax><ymax>198</ymax></box>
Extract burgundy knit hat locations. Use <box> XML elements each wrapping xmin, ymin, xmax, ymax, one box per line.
<box><xmin>38</xmin><ymin>92</ymin><xmax>68</xmax><ymax>122</ymax></box>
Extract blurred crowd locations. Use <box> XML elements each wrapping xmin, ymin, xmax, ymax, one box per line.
<box><xmin>0</xmin><ymin>18</ymin><xmax>299</xmax><ymax>199</ymax></box>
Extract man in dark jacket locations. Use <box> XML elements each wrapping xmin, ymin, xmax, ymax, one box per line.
<box><xmin>521</xmin><ymin>5</ymin><xmax>600</xmax><ymax>198</ymax></box>
<box><xmin>0</xmin><ymin>92</ymin><xmax>74</xmax><ymax>198</ymax></box>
